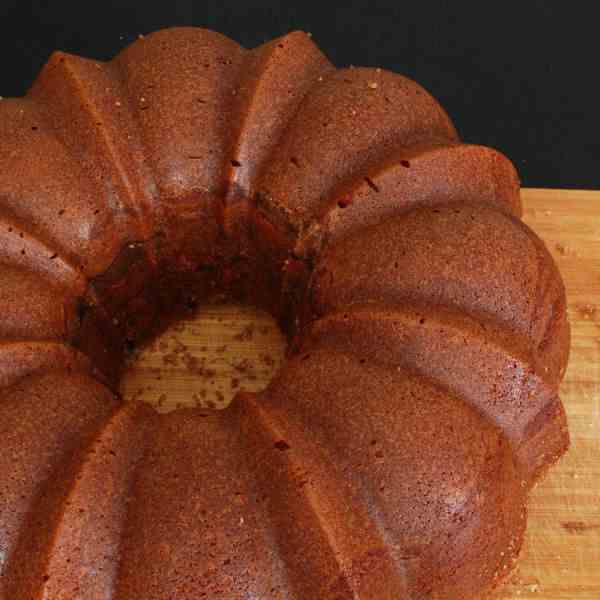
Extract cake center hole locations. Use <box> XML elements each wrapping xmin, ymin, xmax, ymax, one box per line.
<box><xmin>119</xmin><ymin>303</ymin><xmax>287</xmax><ymax>413</ymax></box>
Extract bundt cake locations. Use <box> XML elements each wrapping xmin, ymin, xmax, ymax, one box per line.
<box><xmin>0</xmin><ymin>27</ymin><xmax>570</xmax><ymax>599</ymax></box>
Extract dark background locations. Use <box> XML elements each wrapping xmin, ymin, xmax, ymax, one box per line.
<box><xmin>1</xmin><ymin>1</ymin><xmax>598</xmax><ymax>189</ymax></box>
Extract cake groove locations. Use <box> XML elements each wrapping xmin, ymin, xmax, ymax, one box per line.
<box><xmin>297</xmin><ymin>303</ymin><xmax>567</xmax><ymax>480</ymax></box>
<box><xmin>258</xmin><ymin>347</ymin><xmax>527</xmax><ymax>597</ymax></box>
<box><xmin>0</xmin><ymin>98</ymin><xmax>128</xmax><ymax>277</ymax></box>
<box><xmin>114</xmin><ymin>28</ymin><xmax>247</xmax><ymax>200</ymax></box>
<box><xmin>236</xmin><ymin>392</ymin><xmax>411</xmax><ymax>599</ymax></box>
<box><xmin>295</xmin><ymin>141</ymin><xmax>523</xmax><ymax>258</ymax></box>
<box><xmin>307</xmin><ymin>203</ymin><xmax>559</xmax><ymax>342</ymax></box>
<box><xmin>113</xmin><ymin>409</ymin><xmax>290</xmax><ymax>598</ymax></box>
<box><xmin>0</xmin><ymin>213</ymin><xmax>85</xmax><ymax>295</ymax></box>
<box><xmin>0</xmin><ymin>341</ymin><xmax>91</xmax><ymax>388</ymax></box>
<box><xmin>226</xmin><ymin>31</ymin><xmax>334</xmax><ymax>203</ymax></box>
<box><xmin>29</xmin><ymin>52</ymin><xmax>158</xmax><ymax>246</ymax></box>
<box><xmin>0</xmin><ymin>372</ymin><xmax>117</xmax><ymax>599</ymax></box>
<box><xmin>37</xmin><ymin>402</ymin><xmax>154</xmax><ymax>600</ymax></box>
<box><xmin>256</xmin><ymin>67</ymin><xmax>459</xmax><ymax>235</ymax></box>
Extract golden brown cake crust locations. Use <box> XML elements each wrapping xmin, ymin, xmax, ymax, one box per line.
<box><xmin>0</xmin><ymin>27</ymin><xmax>569</xmax><ymax>600</ymax></box>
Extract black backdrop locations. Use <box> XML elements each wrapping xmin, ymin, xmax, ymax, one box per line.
<box><xmin>1</xmin><ymin>1</ymin><xmax>598</xmax><ymax>189</ymax></box>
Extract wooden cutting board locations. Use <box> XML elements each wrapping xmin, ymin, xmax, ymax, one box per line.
<box><xmin>121</xmin><ymin>188</ymin><xmax>600</xmax><ymax>599</ymax></box>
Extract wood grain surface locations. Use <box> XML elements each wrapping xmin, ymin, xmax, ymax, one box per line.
<box><xmin>120</xmin><ymin>188</ymin><xmax>600</xmax><ymax>599</ymax></box>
